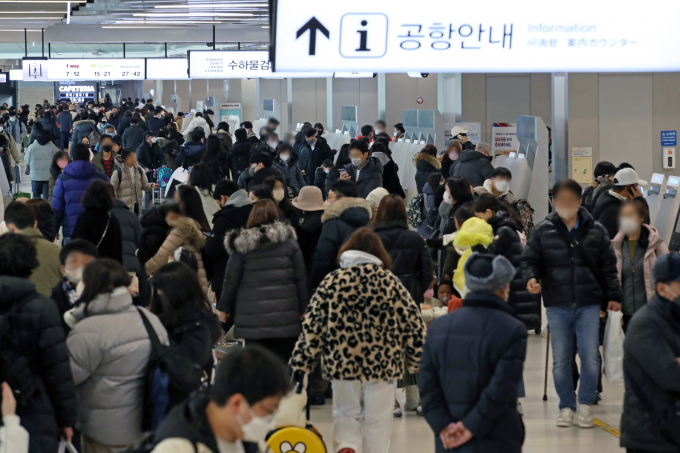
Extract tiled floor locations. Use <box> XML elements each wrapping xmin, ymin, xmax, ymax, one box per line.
<box><xmin>307</xmin><ymin>335</ymin><xmax>625</xmax><ymax>453</ymax></box>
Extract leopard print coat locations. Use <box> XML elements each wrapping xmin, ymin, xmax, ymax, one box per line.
<box><xmin>290</xmin><ymin>263</ymin><xmax>426</xmax><ymax>381</ymax></box>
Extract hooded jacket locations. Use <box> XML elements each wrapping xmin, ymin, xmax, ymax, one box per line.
<box><xmin>0</xmin><ymin>276</ymin><xmax>77</xmax><ymax>453</ymax></box>
<box><xmin>310</xmin><ymin>197</ymin><xmax>372</xmax><ymax>288</ymax></box>
<box><xmin>6</xmin><ymin>117</ymin><xmax>27</xmax><ymax>146</ymax></box>
<box><xmin>24</xmin><ymin>134</ymin><xmax>58</xmax><ymax>181</ymax></box>
<box><xmin>374</xmin><ymin>220</ymin><xmax>432</xmax><ymax>304</ymax></box>
<box><xmin>273</xmin><ymin>149</ymin><xmax>307</xmax><ymax>195</ymax></box>
<box><xmin>611</xmin><ymin>224</ymin><xmax>668</xmax><ymax>314</ymax></box>
<box><xmin>70</xmin><ymin>119</ymin><xmax>96</xmax><ymax>147</ymax></box>
<box><xmin>419</xmin><ymin>292</ymin><xmax>527</xmax><ymax>453</ymax></box>
<box><xmin>37</xmin><ymin>115</ymin><xmax>59</xmax><ymax>141</ymax></box>
<box><xmin>137</xmin><ymin>206</ymin><xmax>170</xmax><ymax>264</ymax></box>
<box><xmin>413</xmin><ymin>152</ymin><xmax>441</xmax><ymax>194</ymax></box>
<box><xmin>182</xmin><ymin>116</ymin><xmax>211</xmax><ymax>140</ymax></box>
<box><xmin>453</xmin><ymin>217</ymin><xmax>494</xmax><ymax>295</ymax></box>
<box><xmin>290</xmin><ymin>257</ymin><xmax>425</xmax><ymax>381</ymax></box>
<box><xmin>122</xmin><ymin>124</ymin><xmax>145</xmax><ymax>151</ymax></box>
<box><xmin>175</xmin><ymin>141</ymin><xmax>206</xmax><ymax>169</ymax></box>
<box><xmin>51</xmin><ymin>160</ymin><xmax>110</xmax><ymax>238</ymax></box>
<box><xmin>67</xmin><ymin>288</ymin><xmax>168</xmax><ymax>446</ymax></box>
<box><xmin>228</xmin><ymin>139</ymin><xmax>253</xmax><ymax>179</ymax></box>
<box><xmin>521</xmin><ymin>208</ymin><xmax>622</xmax><ymax>309</ymax></box>
<box><xmin>218</xmin><ymin>222</ymin><xmax>308</xmax><ymax>339</ymax></box>
<box><xmin>474</xmin><ymin>179</ymin><xmax>517</xmax><ymax>204</ymax></box>
<box><xmin>452</xmin><ymin>149</ymin><xmax>495</xmax><ymax>188</ymax></box>
<box><xmin>204</xmin><ymin>190</ymin><xmax>253</xmax><ymax>297</ymax></box>
<box><xmin>342</xmin><ymin>157</ymin><xmax>384</xmax><ymax>199</ymax></box>
<box><xmin>145</xmin><ymin>217</ymin><xmax>209</xmax><ymax>296</ymax></box>
<box><xmin>111</xmin><ymin>155</ymin><xmax>153</xmax><ymax>212</ymax></box>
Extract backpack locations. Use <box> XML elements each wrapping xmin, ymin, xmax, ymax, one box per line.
<box><xmin>157</xmin><ymin>166</ymin><xmax>173</xmax><ymax>189</ymax></box>
<box><xmin>88</xmin><ymin>128</ymin><xmax>101</xmax><ymax>149</ymax></box>
<box><xmin>514</xmin><ymin>199</ymin><xmax>535</xmax><ymax>236</ymax></box>
<box><xmin>407</xmin><ymin>193</ymin><xmax>425</xmax><ymax>229</ymax></box>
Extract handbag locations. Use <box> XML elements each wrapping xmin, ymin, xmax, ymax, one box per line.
<box><xmin>96</xmin><ymin>212</ymin><xmax>111</xmax><ymax>248</ymax></box>
<box><xmin>57</xmin><ymin>440</ymin><xmax>79</xmax><ymax>453</ymax></box>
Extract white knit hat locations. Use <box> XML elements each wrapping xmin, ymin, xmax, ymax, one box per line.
<box><xmin>365</xmin><ymin>187</ymin><xmax>389</xmax><ymax>207</ymax></box>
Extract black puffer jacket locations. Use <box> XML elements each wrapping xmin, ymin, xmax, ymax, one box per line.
<box><xmin>175</xmin><ymin>141</ymin><xmax>206</xmax><ymax>169</ymax></box>
<box><xmin>301</xmin><ymin>136</ymin><xmax>335</xmax><ymax>185</ymax></box>
<box><xmin>452</xmin><ymin>149</ymin><xmax>495</xmax><ymax>188</ymax></box>
<box><xmin>0</xmin><ymin>276</ymin><xmax>77</xmax><ymax>453</ymax></box>
<box><xmin>201</xmin><ymin>150</ymin><xmax>230</xmax><ymax>181</ymax></box>
<box><xmin>246</xmin><ymin>166</ymin><xmax>283</xmax><ymax>191</ymax></box>
<box><xmin>228</xmin><ymin>139</ymin><xmax>253</xmax><ymax>179</ymax></box>
<box><xmin>521</xmin><ymin>208</ymin><xmax>622</xmax><ymax>309</ymax></box>
<box><xmin>486</xmin><ymin>212</ymin><xmax>541</xmax><ymax>330</ymax></box>
<box><xmin>382</xmin><ymin>159</ymin><xmax>405</xmax><ymax>198</ymax></box>
<box><xmin>620</xmin><ymin>294</ymin><xmax>680</xmax><ymax>452</ymax></box>
<box><xmin>137</xmin><ymin>206</ymin><xmax>169</xmax><ymax>264</ymax></box>
<box><xmin>419</xmin><ymin>292</ymin><xmax>527</xmax><ymax>453</ymax></box>
<box><xmin>374</xmin><ymin>220</ymin><xmax>432</xmax><ymax>304</ymax></box>
<box><xmin>291</xmin><ymin>209</ymin><xmax>324</xmax><ymax>291</ymax></box>
<box><xmin>593</xmin><ymin>190</ymin><xmax>650</xmax><ymax>240</ymax></box>
<box><xmin>136</xmin><ymin>137</ymin><xmax>164</xmax><ymax>171</ymax></box>
<box><xmin>413</xmin><ymin>152</ymin><xmax>441</xmax><ymax>194</ymax></box>
<box><xmin>310</xmin><ymin>197</ymin><xmax>372</xmax><ymax>288</ymax></box>
<box><xmin>218</xmin><ymin>222</ymin><xmax>309</xmax><ymax>339</ymax></box>
<box><xmin>342</xmin><ymin>157</ymin><xmax>384</xmax><ymax>199</ymax></box>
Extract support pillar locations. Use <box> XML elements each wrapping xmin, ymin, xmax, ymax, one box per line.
<box><xmin>377</xmin><ymin>73</ymin><xmax>386</xmax><ymax>121</ymax></box>
<box><xmin>326</xmin><ymin>78</ymin><xmax>333</xmax><ymax>130</ymax></box>
<box><xmin>551</xmin><ymin>72</ymin><xmax>569</xmax><ymax>185</ymax></box>
<box><xmin>286</xmin><ymin>78</ymin><xmax>293</xmax><ymax>132</ymax></box>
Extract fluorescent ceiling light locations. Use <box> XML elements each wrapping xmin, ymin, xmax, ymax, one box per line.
<box><xmin>154</xmin><ymin>3</ymin><xmax>266</xmax><ymax>7</ymax></box>
<box><xmin>103</xmin><ymin>25</ymin><xmax>197</xmax><ymax>28</ymax></box>
<box><xmin>0</xmin><ymin>15</ymin><xmax>62</xmax><ymax>17</ymax></box>
<box><xmin>133</xmin><ymin>12</ymin><xmax>254</xmax><ymax>16</ymax></box>
<box><xmin>0</xmin><ymin>1</ymin><xmax>77</xmax><ymax>2</ymax></box>
<box><xmin>261</xmin><ymin>25</ymin><xmax>269</xmax><ymax>28</ymax></box>
<box><xmin>0</xmin><ymin>28</ymin><xmax>41</xmax><ymax>30</ymax></box>
<box><xmin>114</xmin><ymin>19</ymin><xmax>221</xmax><ymax>23</ymax></box>
<box><xmin>0</xmin><ymin>10</ymin><xmax>64</xmax><ymax>12</ymax></box>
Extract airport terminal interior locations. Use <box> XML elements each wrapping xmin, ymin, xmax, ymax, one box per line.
<box><xmin>1</xmin><ymin>1</ymin><xmax>680</xmax><ymax>453</ymax></box>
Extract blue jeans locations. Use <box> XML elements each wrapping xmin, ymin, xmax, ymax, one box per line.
<box><xmin>60</xmin><ymin>130</ymin><xmax>71</xmax><ymax>151</ymax></box>
<box><xmin>31</xmin><ymin>180</ymin><xmax>49</xmax><ymax>199</ymax></box>
<box><xmin>546</xmin><ymin>304</ymin><xmax>601</xmax><ymax>410</ymax></box>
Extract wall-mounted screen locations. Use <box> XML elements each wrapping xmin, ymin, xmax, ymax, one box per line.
<box><xmin>341</xmin><ymin>105</ymin><xmax>357</xmax><ymax>122</ymax></box>
<box><xmin>651</xmin><ymin>173</ymin><xmax>665</xmax><ymax>185</ymax></box>
<box><xmin>402</xmin><ymin>110</ymin><xmax>418</xmax><ymax>128</ymax></box>
<box><xmin>146</xmin><ymin>58</ymin><xmax>188</xmax><ymax>80</ymax></box>
<box><xmin>263</xmin><ymin>99</ymin><xmax>274</xmax><ymax>111</ymax></box>
<box><xmin>417</xmin><ymin>110</ymin><xmax>435</xmax><ymax>129</ymax></box>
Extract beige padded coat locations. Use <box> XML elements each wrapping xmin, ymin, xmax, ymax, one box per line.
<box><xmin>110</xmin><ymin>155</ymin><xmax>154</xmax><ymax>213</ymax></box>
<box><xmin>144</xmin><ymin>217</ymin><xmax>209</xmax><ymax>295</ymax></box>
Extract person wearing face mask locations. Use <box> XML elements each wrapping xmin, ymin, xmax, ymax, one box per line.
<box><xmin>266</xmin><ymin>131</ymin><xmax>280</xmax><ymax>154</ymax></box>
<box><xmin>240</xmin><ymin>120</ymin><xmax>260</xmax><ymax>145</ymax></box>
<box><xmin>473</xmin><ymin>166</ymin><xmax>516</xmax><ymax>204</ymax></box>
<box><xmin>150</xmin><ymin>346</ymin><xmax>290</xmax><ymax>453</ymax></box>
<box><xmin>246</xmin><ymin>152</ymin><xmax>282</xmax><ymax>191</ymax></box>
<box><xmin>50</xmin><ymin>239</ymin><xmax>98</xmax><ymax>332</ymax></box>
<box><xmin>0</xmin><ymin>118</ymin><xmax>20</xmax><ymax>170</ymax></box>
<box><xmin>373</xmin><ymin>119</ymin><xmax>390</xmax><ymax>139</ymax></box>
<box><xmin>581</xmin><ymin>161</ymin><xmax>617</xmax><ymax>212</ymax></box>
<box><xmin>451</xmin><ymin>140</ymin><xmax>495</xmax><ymax>188</ymax></box>
<box><xmin>273</xmin><ymin>143</ymin><xmax>306</xmax><ymax>197</ymax></box>
<box><xmin>393</xmin><ymin>122</ymin><xmax>406</xmax><ymax>140</ymax></box>
<box><xmin>340</xmin><ymin>140</ymin><xmax>383</xmax><ymax>199</ymax></box>
<box><xmin>91</xmin><ymin>134</ymin><xmax>119</xmax><ymax>179</ymax></box>
<box><xmin>263</xmin><ymin>175</ymin><xmax>294</xmax><ymax>222</ymax></box>
<box><xmin>619</xmin><ymin>252</ymin><xmax>680</xmax><ymax>453</ymax></box>
<box><xmin>112</xmin><ymin>148</ymin><xmax>157</xmax><ymax>217</ymax></box>
<box><xmin>593</xmin><ymin>167</ymin><xmax>649</xmax><ymax>239</ymax></box>
<box><xmin>300</xmin><ymin>126</ymin><xmax>334</xmax><ymax>185</ymax></box>
<box><xmin>420</xmin><ymin>252</ymin><xmax>527</xmax><ymax>453</ymax></box>
<box><xmin>6</xmin><ymin>110</ymin><xmax>28</xmax><ymax>153</ymax></box>
<box><xmin>611</xmin><ymin>200</ymin><xmax>668</xmax><ymax>332</ymax></box>
<box><xmin>69</xmin><ymin>112</ymin><xmax>97</xmax><ymax>152</ymax></box>
<box><xmin>522</xmin><ymin>179</ymin><xmax>622</xmax><ymax>429</ymax></box>
<box><xmin>312</xmin><ymin>122</ymin><xmax>327</xmax><ymax>139</ymax></box>
<box><xmin>147</xmin><ymin>107</ymin><xmax>166</xmax><ymax>134</ymax></box>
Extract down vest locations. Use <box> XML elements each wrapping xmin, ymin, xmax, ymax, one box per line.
<box><xmin>67</xmin><ymin>287</ymin><xmax>168</xmax><ymax>446</ymax></box>
<box><xmin>521</xmin><ymin>208</ymin><xmax>622</xmax><ymax>309</ymax></box>
<box><xmin>145</xmin><ymin>217</ymin><xmax>209</xmax><ymax>296</ymax></box>
<box><xmin>0</xmin><ymin>276</ymin><xmax>77</xmax><ymax>453</ymax></box>
<box><xmin>218</xmin><ymin>222</ymin><xmax>309</xmax><ymax>340</ymax></box>
<box><xmin>486</xmin><ymin>212</ymin><xmax>542</xmax><ymax>331</ymax></box>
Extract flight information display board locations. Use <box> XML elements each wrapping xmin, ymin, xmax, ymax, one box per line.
<box><xmin>47</xmin><ymin>59</ymin><xmax>145</xmax><ymax>80</ymax></box>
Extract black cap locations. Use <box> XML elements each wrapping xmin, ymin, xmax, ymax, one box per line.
<box><xmin>112</xmin><ymin>135</ymin><xmax>123</xmax><ymax>146</ymax></box>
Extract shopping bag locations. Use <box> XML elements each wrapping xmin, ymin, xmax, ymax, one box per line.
<box><xmin>603</xmin><ymin>310</ymin><xmax>625</xmax><ymax>384</ymax></box>
<box><xmin>57</xmin><ymin>440</ymin><xmax>79</xmax><ymax>453</ymax></box>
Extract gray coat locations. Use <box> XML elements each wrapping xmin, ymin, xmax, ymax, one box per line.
<box><xmin>218</xmin><ymin>221</ymin><xmax>309</xmax><ymax>340</ymax></box>
<box><xmin>66</xmin><ymin>288</ymin><xmax>168</xmax><ymax>446</ymax></box>
<box><xmin>24</xmin><ymin>138</ymin><xmax>58</xmax><ymax>181</ymax></box>
<box><xmin>273</xmin><ymin>150</ymin><xmax>307</xmax><ymax>196</ymax></box>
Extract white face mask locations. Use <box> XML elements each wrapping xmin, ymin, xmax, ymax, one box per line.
<box><xmin>64</xmin><ymin>266</ymin><xmax>84</xmax><ymax>284</ymax></box>
<box><xmin>150</xmin><ymin>137</ymin><xmax>157</xmax><ymax>144</ymax></box>
<box><xmin>268</xmin><ymin>141</ymin><xmax>278</xmax><ymax>149</ymax></box>
<box><xmin>238</xmin><ymin>406</ymin><xmax>274</xmax><ymax>443</ymax></box>
<box><xmin>494</xmin><ymin>180</ymin><xmax>510</xmax><ymax>193</ymax></box>
<box><xmin>375</xmin><ymin>128</ymin><xmax>384</xmax><ymax>134</ymax></box>
<box><xmin>288</xmin><ymin>139</ymin><xmax>295</xmax><ymax>146</ymax></box>
<box><xmin>272</xmin><ymin>188</ymin><xmax>285</xmax><ymax>202</ymax></box>
<box><xmin>554</xmin><ymin>206</ymin><xmax>579</xmax><ymax>221</ymax></box>
<box><xmin>0</xmin><ymin>126</ymin><xmax>4</xmax><ymax>133</ymax></box>
<box><xmin>279</xmin><ymin>154</ymin><xmax>290</xmax><ymax>162</ymax></box>
<box><xmin>619</xmin><ymin>217</ymin><xmax>640</xmax><ymax>235</ymax></box>
<box><xmin>444</xmin><ymin>191</ymin><xmax>453</xmax><ymax>205</ymax></box>
<box><xmin>351</xmin><ymin>158</ymin><xmax>363</xmax><ymax>167</ymax></box>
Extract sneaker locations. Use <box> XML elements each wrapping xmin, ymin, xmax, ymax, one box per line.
<box><xmin>416</xmin><ymin>405</ymin><xmax>423</xmax><ymax>416</ymax></box>
<box><xmin>593</xmin><ymin>392</ymin><xmax>602</xmax><ymax>405</ymax></box>
<box><xmin>517</xmin><ymin>402</ymin><xmax>524</xmax><ymax>416</ymax></box>
<box><xmin>556</xmin><ymin>408</ymin><xmax>574</xmax><ymax>427</ymax></box>
<box><xmin>577</xmin><ymin>404</ymin><xmax>594</xmax><ymax>428</ymax></box>
<box><xmin>393</xmin><ymin>403</ymin><xmax>402</xmax><ymax>417</ymax></box>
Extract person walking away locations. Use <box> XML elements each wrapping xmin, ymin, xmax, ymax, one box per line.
<box><xmin>204</xmin><ymin>180</ymin><xmax>253</xmax><ymax>300</ymax></box>
<box><xmin>522</xmin><ymin>179</ymin><xmax>622</xmax><ymax>428</ymax></box>
<box><xmin>24</xmin><ymin>129</ymin><xmax>58</xmax><ymax>199</ymax></box>
<box><xmin>612</xmin><ymin>199</ymin><xmax>668</xmax><ymax>332</ymax></box>
<box><xmin>136</xmin><ymin>131</ymin><xmax>164</xmax><ymax>210</ymax></box>
<box><xmin>147</xmin><ymin>107</ymin><xmax>166</xmax><ymax>134</ymax></box>
<box><xmin>26</xmin><ymin>198</ymin><xmax>56</xmax><ymax>242</ymax></box>
<box><xmin>310</xmin><ymin>180</ymin><xmax>372</xmax><ymax>288</ymax></box>
<box><xmin>371</xmin><ymin>142</ymin><xmax>405</xmax><ymax>198</ymax></box>
<box><xmin>111</xmin><ymin>148</ymin><xmax>156</xmax><ymax>217</ymax></box>
<box><xmin>619</xmin><ymin>253</ymin><xmax>680</xmax><ymax>453</ymax></box>
<box><xmin>273</xmin><ymin>143</ymin><xmax>306</xmax><ymax>196</ymax></box>
<box><xmin>187</xmin><ymin>163</ymin><xmax>218</xmax><ymax>227</ymax></box>
<box><xmin>289</xmin><ymin>227</ymin><xmax>425</xmax><ymax>453</ymax></box>
<box><xmin>149</xmin><ymin>346</ymin><xmax>290</xmax><ymax>453</ymax></box>
<box><xmin>175</xmin><ymin>129</ymin><xmax>207</xmax><ymax>169</ymax></box>
<box><xmin>290</xmin><ymin>186</ymin><xmax>326</xmax><ymax>285</ymax></box>
<box><xmin>452</xmin><ymin>142</ymin><xmax>494</xmax><ymax>188</ymax></box>
<box><xmin>582</xmin><ymin>161</ymin><xmax>617</xmax><ymax>212</ymax></box>
<box><xmin>91</xmin><ymin>134</ymin><xmax>119</xmax><ymax>179</ymax></box>
<box><xmin>413</xmin><ymin>144</ymin><xmax>441</xmax><ymax>194</ymax></box>
<box><xmin>71</xmin><ymin>180</ymin><xmax>123</xmax><ymax>262</ymax></box>
<box><xmin>65</xmin><ymin>259</ymin><xmax>169</xmax><ymax>452</ymax></box>
<box><xmin>48</xmin><ymin>151</ymin><xmax>69</xmax><ymax>203</ymax></box>
<box><xmin>339</xmin><ymin>140</ymin><xmax>383</xmax><ymax>199</ymax></box>
<box><xmin>451</xmin><ymin>125</ymin><xmax>476</xmax><ymax>151</ymax></box>
<box><xmin>228</xmin><ymin>128</ymin><xmax>254</xmax><ymax>180</ymax></box>
<box><xmin>148</xmin><ymin>262</ymin><xmax>221</xmax><ymax>410</ymax></box>
<box><xmin>0</xmin><ymin>234</ymin><xmax>76</xmax><ymax>453</ymax></box>
<box><xmin>452</xmin><ymin>216</ymin><xmax>494</xmax><ymax>296</ymax></box>
<box><xmin>182</xmin><ymin>111</ymin><xmax>211</xmax><ymax>140</ymax></box>
<box><xmin>57</xmin><ymin>106</ymin><xmax>73</xmax><ymax>151</ymax></box>
<box><xmin>218</xmin><ymin>199</ymin><xmax>308</xmax><ymax>361</ymax></box>
<box><xmin>200</xmin><ymin>134</ymin><xmax>230</xmax><ymax>182</ymax></box>
<box><xmin>420</xmin><ymin>252</ymin><xmax>527</xmax><ymax>453</ymax></box>
<box><xmin>121</xmin><ymin>117</ymin><xmax>145</xmax><ymax>151</ymax></box>
<box><xmin>473</xmin><ymin>166</ymin><xmax>517</xmax><ymax>203</ymax></box>
<box><xmin>4</xmin><ymin>201</ymin><xmax>61</xmax><ymax>296</ymax></box>
<box><xmin>593</xmin><ymin>167</ymin><xmax>649</xmax><ymax>239</ymax></box>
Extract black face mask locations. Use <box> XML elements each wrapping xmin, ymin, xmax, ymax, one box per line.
<box><xmin>101</xmin><ymin>145</ymin><xmax>113</xmax><ymax>153</ymax></box>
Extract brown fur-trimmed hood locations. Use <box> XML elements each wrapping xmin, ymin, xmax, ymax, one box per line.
<box><xmin>173</xmin><ymin>217</ymin><xmax>207</xmax><ymax>249</ymax></box>
<box><xmin>225</xmin><ymin>221</ymin><xmax>296</xmax><ymax>255</ymax></box>
<box><xmin>321</xmin><ymin>197</ymin><xmax>373</xmax><ymax>223</ymax></box>
<box><xmin>413</xmin><ymin>152</ymin><xmax>441</xmax><ymax>169</ymax></box>
<box><xmin>72</xmin><ymin>119</ymin><xmax>96</xmax><ymax>128</ymax></box>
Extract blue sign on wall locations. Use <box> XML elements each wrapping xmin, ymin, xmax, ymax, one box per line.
<box><xmin>662</xmin><ymin>130</ymin><xmax>677</xmax><ymax>146</ymax></box>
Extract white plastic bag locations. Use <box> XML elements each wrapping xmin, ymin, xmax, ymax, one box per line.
<box><xmin>603</xmin><ymin>310</ymin><xmax>625</xmax><ymax>384</ymax></box>
<box><xmin>57</xmin><ymin>440</ymin><xmax>78</xmax><ymax>453</ymax></box>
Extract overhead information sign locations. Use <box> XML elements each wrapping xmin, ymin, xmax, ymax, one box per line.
<box><xmin>47</xmin><ymin>59</ymin><xmax>145</xmax><ymax>81</ymax></box>
<box><xmin>189</xmin><ymin>51</ymin><xmax>332</xmax><ymax>78</ymax></box>
<box><xmin>272</xmin><ymin>0</ymin><xmax>680</xmax><ymax>72</ymax></box>
<box><xmin>146</xmin><ymin>58</ymin><xmax>188</xmax><ymax>80</ymax></box>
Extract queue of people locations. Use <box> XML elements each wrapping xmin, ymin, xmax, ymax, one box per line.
<box><xmin>1</xmin><ymin>96</ymin><xmax>678</xmax><ymax>453</ymax></box>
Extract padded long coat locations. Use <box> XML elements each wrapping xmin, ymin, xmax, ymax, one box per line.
<box><xmin>218</xmin><ymin>221</ymin><xmax>309</xmax><ymax>340</ymax></box>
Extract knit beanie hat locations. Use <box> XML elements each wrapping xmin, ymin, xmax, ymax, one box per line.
<box><xmin>464</xmin><ymin>252</ymin><xmax>515</xmax><ymax>294</ymax></box>
<box><xmin>366</xmin><ymin>187</ymin><xmax>389</xmax><ymax>207</ymax></box>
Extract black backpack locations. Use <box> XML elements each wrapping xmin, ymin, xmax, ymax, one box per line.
<box><xmin>0</xmin><ymin>296</ymin><xmax>38</xmax><ymax>408</ymax></box>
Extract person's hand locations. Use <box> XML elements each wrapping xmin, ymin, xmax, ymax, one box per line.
<box><xmin>301</xmin><ymin>170</ymin><xmax>306</xmax><ymax>176</ymax></box>
<box><xmin>340</xmin><ymin>172</ymin><xmax>351</xmax><ymax>180</ymax></box>
<box><xmin>69</xmin><ymin>129</ymin><xmax>72</xmax><ymax>133</ymax></box>
<box><xmin>589</xmin><ymin>180</ymin><xmax>598</xmax><ymax>188</ymax></box>
<box><xmin>218</xmin><ymin>311</ymin><xmax>228</xmax><ymax>323</ymax></box>
<box><xmin>630</xmin><ymin>185</ymin><xmax>643</xmax><ymax>199</ymax></box>
<box><xmin>299</xmin><ymin>313</ymin><xmax>305</xmax><ymax>320</ymax></box>
<box><xmin>144</xmin><ymin>167</ymin><xmax>150</xmax><ymax>173</ymax></box>
<box><xmin>1</xmin><ymin>382</ymin><xmax>16</xmax><ymax>416</ymax></box>
<box><xmin>527</xmin><ymin>278</ymin><xmax>542</xmax><ymax>294</ymax></box>
<box><xmin>448</xmin><ymin>422</ymin><xmax>473</xmax><ymax>448</ymax></box>
<box><xmin>439</xmin><ymin>423</ymin><xmax>457</xmax><ymax>450</ymax></box>
<box><xmin>676</xmin><ymin>357</ymin><xmax>680</xmax><ymax>366</ymax></box>
<box><xmin>607</xmin><ymin>301</ymin><xmax>621</xmax><ymax>312</ymax></box>
<box><xmin>151</xmin><ymin>183</ymin><xmax>158</xmax><ymax>189</ymax></box>
<box><xmin>61</xmin><ymin>427</ymin><xmax>73</xmax><ymax>442</ymax></box>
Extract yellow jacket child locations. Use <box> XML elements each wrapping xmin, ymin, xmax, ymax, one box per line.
<box><xmin>452</xmin><ymin>217</ymin><xmax>493</xmax><ymax>295</ymax></box>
